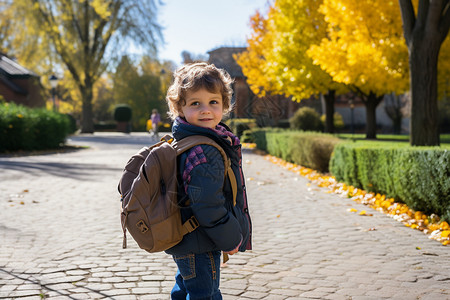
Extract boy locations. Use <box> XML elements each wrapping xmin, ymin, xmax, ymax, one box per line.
<box><xmin>165</xmin><ymin>62</ymin><xmax>252</xmax><ymax>299</ymax></box>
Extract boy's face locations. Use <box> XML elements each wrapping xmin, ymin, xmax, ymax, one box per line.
<box><xmin>180</xmin><ymin>88</ymin><xmax>223</xmax><ymax>129</ymax></box>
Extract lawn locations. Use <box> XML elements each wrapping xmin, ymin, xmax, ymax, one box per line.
<box><xmin>336</xmin><ymin>133</ymin><xmax>450</xmax><ymax>145</ymax></box>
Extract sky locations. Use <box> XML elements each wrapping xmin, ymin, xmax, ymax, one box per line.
<box><xmin>156</xmin><ymin>0</ymin><xmax>270</xmax><ymax>66</ymax></box>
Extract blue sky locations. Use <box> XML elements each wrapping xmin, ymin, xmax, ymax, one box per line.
<box><xmin>156</xmin><ymin>0</ymin><xmax>270</xmax><ymax>66</ymax></box>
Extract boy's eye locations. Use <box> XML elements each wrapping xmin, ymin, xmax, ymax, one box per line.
<box><xmin>190</xmin><ymin>101</ymin><xmax>199</xmax><ymax>106</ymax></box>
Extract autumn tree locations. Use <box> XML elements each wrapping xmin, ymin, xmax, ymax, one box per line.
<box><xmin>235</xmin><ymin>10</ymin><xmax>275</xmax><ymax>97</ymax></box>
<box><xmin>398</xmin><ymin>0</ymin><xmax>450</xmax><ymax>145</ymax></box>
<box><xmin>0</xmin><ymin>1</ymin><xmax>14</xmax><ymax>54</ymax></box>
<box><xmin>113</xmin><ymin>55</ymin><xmax>173</xmax><ymax>130</ymax></box>
<box><xmin>308</xmin><ymin>0</ymin><xmax>410</xmax><ymax>139</ymax></box>
<box><xmin>11</xmin><ymin>0</ymin><xmax>162</xmax><ymax>133</ymax></box>
<box><xmin>236</xmin><ymin>0</ymin><xmax>346</xmax><ymax>133</ymax></box>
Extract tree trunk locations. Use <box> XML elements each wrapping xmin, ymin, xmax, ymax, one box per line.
<box><xmin>80</xmin><ymin>79</ymin><xmax>95</xmax><ymax>133</ymax></box>
<box><xmin>409</xmin><ymin>37</ymin><xmax>441</xmax><ymax>146</ymax></box>
<box><xmin>364</xmin><ymin>92</ymin><xmax>384</xmax><ymax>140</ymax></box>
<box><xmin>323</xmin><ymin>90</ymin><xmax>336</xmax><ymax>133</ymax></box>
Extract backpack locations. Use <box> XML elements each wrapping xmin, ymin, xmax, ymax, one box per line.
<box><xmin>119</xmin><ymin>134</ymin><xmax>237</xmax><ymax>253</ymax></box>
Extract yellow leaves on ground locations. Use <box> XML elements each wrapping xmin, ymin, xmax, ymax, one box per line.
<box><xmin>242</xmin><ymin>143</ymin><xmax>257</xmax><ymax>149</ymax></box>
<box><xmin>264</xmin><ymin>154</ymin><xmax>449</xmax><ymax>246</ymax></box>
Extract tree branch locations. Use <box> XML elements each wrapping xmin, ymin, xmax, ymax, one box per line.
<box><xmin>427</xmin><ymin>0</ymin><xmax>445</xmax><ymax>33</ymax></box>
<box><xmin>398</xmin><ymin>0</ymin><xmax>416</xmax><ymax>44</ymax></box>
<box><xmin>440</xmin><ymin>0</ymin><xmax>450</xmax><ymax>42</ymax></box>
<box><xmin>416</xmin><ymin>0</ymin><xmax>429</xmax><ymax>30</ymax></box>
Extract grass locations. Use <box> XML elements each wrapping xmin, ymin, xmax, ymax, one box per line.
<box><xmin>336</xmin><ymin>133</ymin><xmax>450</xmax><ymax>145</ymax></box>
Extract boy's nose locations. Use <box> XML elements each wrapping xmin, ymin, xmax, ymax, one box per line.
<box><xmin>200</xmin><ymin>106</ymin><xmax>210</xmax><ymax>114</ymax></box>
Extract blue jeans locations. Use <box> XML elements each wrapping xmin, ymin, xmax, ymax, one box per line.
<box><xmin>171</xmin><ymin>251</ymin><xmax>222</xmax><ymax>300</ymax></box>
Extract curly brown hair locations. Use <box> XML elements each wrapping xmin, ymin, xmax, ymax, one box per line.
<box><xmin>166</xmin><ymin>62</ymin><xmax>234</xmax><ymax>120</ymax></box>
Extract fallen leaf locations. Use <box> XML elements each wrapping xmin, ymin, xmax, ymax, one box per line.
<box><xmin>441</xmin><ymin>231</ymin><xmax>450</xmax><ymax>238</ymax></box>
<box><xmin>347</xmin><ymin>208</ymin><xmax>358</xmax><ymax>212</ymax></box>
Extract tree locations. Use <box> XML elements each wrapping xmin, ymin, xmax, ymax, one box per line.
<box><xmin>398</xmin><ymin>0</ymin><xmax>450</xmax><ymax>145</ymax></box>
<box><xmin>235</xmin><ymin>10</ymin><xmax>275</xmax><ymax>97</ymax></box>
<box><xmin>113</xmin><ymin>55</ymin><xmax>172</xmax><ymax>130</ymax></box>
<box><xmin>384</xmin><ymin>92</ymin><xmax>409</xmax><ymax>134</ymax></box>
<box><xmin>236</xmin><ymin>1</ymin><xmax>346</xmax><ymax>133</ymax></box>
<box><xmin>308</xmin><ymin>0</ymin><xmax>410</xmax><ymax>139</ymax></box>
<box><xmin>0</xmin><ymin>1</ymin><xmax>14</xmax><ymax>54</ymax></box>
<box><xmin>12</xmin><ymin>0</ymin><xmax>162</xmax><ymax>133</ymax></box>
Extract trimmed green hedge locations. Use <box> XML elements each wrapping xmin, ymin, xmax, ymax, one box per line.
<box><xmin>244</xmin><ymin>128</ymin><xmax>341</xmax><ymax>172</ymax></box>
<box><xmin>225</xmin><ymin>118</ymin><xmax>257</xmax><ymax>138</ymax></box>
<box><xmin>0</xmin><ymin>102</ymin><xmax>71</xmax><ymax>152</ymax></box>
<box><xmin>330</xmin><ymin>142</ymin><xmax>450</xmax><ymax>221</ymax></box>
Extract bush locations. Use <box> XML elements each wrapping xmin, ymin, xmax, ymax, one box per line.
<box><xmin>114</xmin><ymin>104</ymin><xmax>132</xmax><ymax>122</ymax></box>
<box><xmin>243</xmin><ymin>128</ymin><xmax>341</xmax><ymax>172</ymax></box>
<box><xmin>330</xmin><ymin>142</ymin><xmax>450</xmax><ymax>221</ymax></box>
<box><xmin>320</xmin><ymin>112</ymin><xmax>345</xmax><ymax>130</ymax></box>
<box><xmin>290</xmin><ymin>107</ymin><xmax>323</xmax><ymax>131</ymax></box>
<box><xmin>0</xmin><ymin>102</ymin><xmax>70</xmax><ymax>151</ymax></box>
<box><xmin>66</xmin><ymin>114</ymin><xmax>78</xmax><ymax>134</ymax></box>
<box><xmin>225</xmin><ymin>118</ymin><xmax>257</xmax><ymax>138</ymax></box>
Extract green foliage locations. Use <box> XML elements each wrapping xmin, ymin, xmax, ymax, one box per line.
<box><xmin>65</xmin><ymin>114</ymin><xmax>78</xmax><ymax>134</ymax></box>
<box><xmin>330</xmin><ymin>142</ymin><xmax>450</xmax><ymax>221</ymax></box>
<box><xmin>225</xmin><ymin>118</ymin><xmax>257</xmax><ymax>138</ymax></box>
<box><xmin>114</xmin><ymin>104</ymin><xmax>132</xmax><ymax>122</ymax></box>
<box><xmin>244</xmin><ymin>128</ymin><xmax>341</xmax><ymax>172</ymax></box>
<box><xmin>0</xmin><ymin>102</ymin><xmax>70</xmax><ymax>151</ymax></box>
<box><xmin>321</xmin><ymin>112</ymin><xmax>345</xmax><ymax>130</ymax></box>
<box><xmin>113</xmin><ymin>55</ymin><xmax>172</xmax><ymax>131</ymax></box>
<box><xmin>290</xmin><ymin>107</ymin><xmax>323</xmax><ymax>131</ymax></box>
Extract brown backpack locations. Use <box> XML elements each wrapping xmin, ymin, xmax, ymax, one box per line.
<box><xmin>119</xmin><ymin>135</ymin><xmax>237</xmax><ymax>253</ymax></box>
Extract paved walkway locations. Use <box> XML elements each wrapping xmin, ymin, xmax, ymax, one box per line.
<box><xmin>0</xmin><ymin>132</ymin><xmax>449</xmax><ymax>300</ymax></box>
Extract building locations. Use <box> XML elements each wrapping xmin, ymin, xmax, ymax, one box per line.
<box><xmin>0</xmin><ymin>53</ymin><xmax>44</xmax><ymax>107</ymax></box>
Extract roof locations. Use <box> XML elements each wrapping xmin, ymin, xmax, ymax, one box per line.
<box><xmin>0</xmin><ymin>54</ymin><xmax>38</xmax><ymax>78</ymax></box>
<box><xmin>208</xmin><ymin>47</ymin><xmax>247</xmax><ymax>78</ymax></box>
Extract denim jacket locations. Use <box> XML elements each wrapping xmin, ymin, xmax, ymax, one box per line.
<box><xmin>165</xmin><ymin>117</ymin><xmax>252</xmax><ymax>255</ymax></box>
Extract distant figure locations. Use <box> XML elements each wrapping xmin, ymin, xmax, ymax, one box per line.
<box><xmin>150</xmin><ymin>109</ymin><xmax>161</xmax><ymax>136</ymax></box>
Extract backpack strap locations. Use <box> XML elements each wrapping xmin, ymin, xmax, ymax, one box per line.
<box><xmin>171</xmin><ymin>135</ymin><xmax>237</xmax><ymax>206</ymax></box>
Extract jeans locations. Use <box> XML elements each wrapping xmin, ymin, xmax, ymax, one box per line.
<box><xmin>171</xmin><ymin>251</ymin><xmax>222</xmax><ymax>300</ymax></box>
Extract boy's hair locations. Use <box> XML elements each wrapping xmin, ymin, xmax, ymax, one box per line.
<box><xmin>166</xmin><ymin>62</ymin><xmax>234</xmax><ymax>121</ymax></box>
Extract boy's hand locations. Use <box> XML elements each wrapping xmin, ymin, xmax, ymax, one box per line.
<box><xmin>224</xmin><ymin>239</ymin><xmax>242</xmax><ymax>255</ymax></box>
<box><xmin>224</xmin><ymin>247</ymin><xmax>239</xmax><ymax>255</ymax></box>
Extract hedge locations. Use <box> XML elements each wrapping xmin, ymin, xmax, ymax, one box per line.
<box><xmin>0</xmin><ymin>102</ymin><xmax>71</xmax><ymax>152</ymax></box>
<box><xmin>330</xmin><ymin>142</ymin><xmax>450</xmax><ymax>221</ymax></box>
<box><xmin>244</xmin><ymin>128</ymin><xmax>341</xmax><ymax>172</ymax></box>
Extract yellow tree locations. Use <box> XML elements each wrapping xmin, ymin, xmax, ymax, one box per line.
<box><xmin>235</xmin><ymin>10</ymin><xmax>276</xmax><ymax>97</ymax></box>
<box><xmin>12</xmin><ymin>0</ymin><xmax>162</xmax><ymax>133</ymax></box>
<box><xmin>236</xmin><ymin>0</ymin><xmax>347</xmax><ymax>133</ymax></box>
<box><xmin>399</xmin><ymin>0</ymin><xmax>450</xmax><ymax>145</ymax></box>
<box><xmin>263</xmin><ymin>0</ymin><xmax>347</xmax><ymax>133</ymax></box>
<box><xmin>308</xmin><ymin>0</ymin><xmax>410</xmax><ymax>139</ymax></box>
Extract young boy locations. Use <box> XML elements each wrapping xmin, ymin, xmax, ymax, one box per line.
<box><xmin>165</xmin><ymin>62</ymin><xmax>252</xmax><ymax>299</ymax></box>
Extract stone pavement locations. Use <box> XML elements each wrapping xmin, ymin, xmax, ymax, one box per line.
<box><xmin>0</xmin><ymin>132</ymin><xmax>449</xmax><ymax>300</ymax></box>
